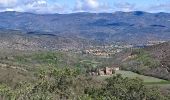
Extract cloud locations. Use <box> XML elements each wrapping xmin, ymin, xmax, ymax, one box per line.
<box><xmin>0</xmin><ymin>0</ymin><xmax>68</xmax><ymax>14</ymax></box>
<box><xmin>0</xmin><ymin>0</ymin><xmax>17</xmax><ymax>6</ymax></box>
<box><xmin>0</xmin><ymin>0</ymin><xmax>169</xmax><ymax>13</ymax></box>
<box><xmin>0</xmin><ymin>0</ymin><xmax>111</xmax><ymax>13</ymax></box>
<box><xmin>0</xmin><ymin>0</ymin><xmax>18</xmax><ymax>9</ymax></box>
<box><xmin>74</xmin><ymin>0</ymin><xmax>99</xmax><ymax>11</ymax></box>
<box><xmin>114</xmin><ymin>2</ymin><xmax>136</xmax><ymax>12</ymax></box>
<box><xmin>148</xmin><ymin>3</ymin><xmax>170</xmax><ymax>12</ymax></box>
<box><xmin>74</xmin><ymin>0</ymin><xmax>111</xmax><ymax>12</ymax></box>
<box><xmin>21</xmin><ymin>0</ymin><xmax>68</xmax><ymax>14</ymax></box>
<box><xmin>0</xmin><ymin>0</ymin><xmax>19</xmax><ymax>12</ymax></box>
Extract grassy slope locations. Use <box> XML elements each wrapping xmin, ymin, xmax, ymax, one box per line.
<box><xmin>95</xmin><ymin>70</ymin><xmax>170</xmax><ymax>86</ymax></box>
<box><xmin>116</xmin><ymin>71</ymin><xmax>166</xmax><ymax>82</ymax></box>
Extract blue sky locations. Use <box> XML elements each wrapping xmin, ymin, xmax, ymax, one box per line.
<box><xmin>0</xmin><ymin>0</ymin><xmax>170</xmax><ymax>13</ymax></box>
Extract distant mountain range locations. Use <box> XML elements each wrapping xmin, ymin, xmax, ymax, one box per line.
<box><xmin>0</xmin><ymin>11</ymin><xmax>170</xmax><ymax>50</ymax></box>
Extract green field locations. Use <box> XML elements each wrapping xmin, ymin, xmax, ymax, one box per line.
<box><xmin>95</xmin><ymin>70</ymin><xmax>170</xmax><ymax>85</ymax></box>
<box><xmin>115</xmin><ymin>70</ymin><xmax>167</xmax><ymax>83</ymax></box>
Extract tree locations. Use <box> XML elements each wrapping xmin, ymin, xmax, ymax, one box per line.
<box><xmin>85</xmin><ymin>74</ymin><xmax>167</xmax><ymax>100</ymax></box>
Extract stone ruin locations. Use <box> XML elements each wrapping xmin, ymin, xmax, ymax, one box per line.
<box><xmin>88</xmin><ymin>66</ymin><xmax>120</xmax><ymax>76</ymax></box>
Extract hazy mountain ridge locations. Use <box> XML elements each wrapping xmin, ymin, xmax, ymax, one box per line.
<box><xmin>0</xmin><ymin>11</ymin><xmax>170</xmax><ymax>49</ymax></box>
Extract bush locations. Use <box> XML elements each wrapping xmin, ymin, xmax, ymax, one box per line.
<box><xmin>85</xmin><ymin>74</ymin><xmax>168</xmax><ymax>100</ymax></box>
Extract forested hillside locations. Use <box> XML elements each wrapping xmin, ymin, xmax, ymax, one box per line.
<box><xmin>118</xmin><ymin>42</ymin><xmax>170</xmax><ymax>80</ymax></box>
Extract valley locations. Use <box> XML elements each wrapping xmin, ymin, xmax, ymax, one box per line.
<box><xmin>0</xmin><ymin>11</ymin><xmax>170</xmax><ymax>100</ymax></box>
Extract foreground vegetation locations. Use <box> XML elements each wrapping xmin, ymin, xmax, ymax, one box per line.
<box><xmin>0</xmin><ymin>51</ymin><xmax>170</xmax><ymax>100</ymax></box>
<box><xmin>1</xmin><ymin>66</ymin><xmax>170</xmax><ymax>100</ymax></box>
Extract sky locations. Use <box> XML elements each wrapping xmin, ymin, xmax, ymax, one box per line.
<box><xmin>0</xmin><ymin>0</ymin><xmax>170</xmax><ymax>14</ymax></box>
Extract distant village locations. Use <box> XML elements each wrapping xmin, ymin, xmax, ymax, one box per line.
<box><xmin>82</xmin><ymin>41</ymin><xmax>166</xmax><ymax>57</ymax></box>
<box><xmin>82</xmin><ymin>44</ymin><xmax>133</xmax><ymax>57</ymax></box>
<box><xmin>57</xmin><ymin>40</ymin><xmax>166</xmax><ymax>57</ymax></box>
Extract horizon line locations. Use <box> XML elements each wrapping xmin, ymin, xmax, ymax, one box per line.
<box><xmin>1</xmin><ymin>10</ymin><xmax>170</xmax><ymax>15</ymax></box>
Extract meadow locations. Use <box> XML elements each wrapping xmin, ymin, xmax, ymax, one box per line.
<box><xmin>95</xmin><ymin>70</ymin><xmax>170</xmax><ymax>86</ymax></box>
